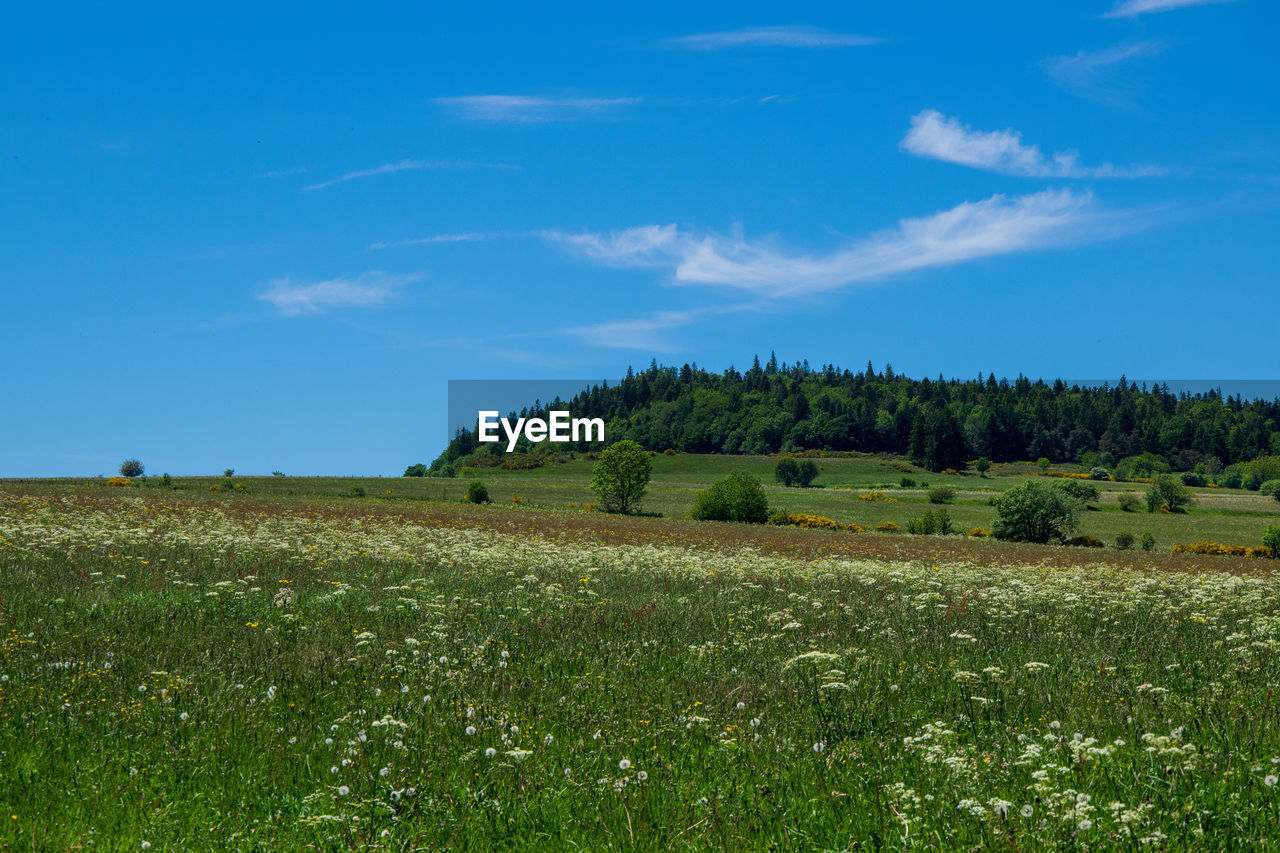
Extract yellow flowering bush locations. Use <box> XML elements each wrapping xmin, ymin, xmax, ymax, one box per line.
<box><xmin>858</xmin><ymin>491</ymin><xmax>898</xmax><ymax>503</ymax></box>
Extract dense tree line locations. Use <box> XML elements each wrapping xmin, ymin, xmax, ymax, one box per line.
<box><xmin>429</xmin><ymin>355</ymin><xmax>1280</xmax><ymax>473</ymax></box>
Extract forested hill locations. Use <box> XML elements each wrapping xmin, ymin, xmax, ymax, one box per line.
<box><xmin>428</xmin><ymin>357</ymin><xmax>1280</xmax><ymax>475</ymax></box>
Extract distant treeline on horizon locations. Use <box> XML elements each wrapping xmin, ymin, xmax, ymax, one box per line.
<box><xmin>428</xmin><ymin>356</ymin><xmax>1280</xmax><ymax>474</ymax></box>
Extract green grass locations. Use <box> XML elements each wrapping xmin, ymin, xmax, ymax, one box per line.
<box><xmin>2</xmin><ymin>487</ymin><xmax>1280</xmax><ymax>850</ymax></box>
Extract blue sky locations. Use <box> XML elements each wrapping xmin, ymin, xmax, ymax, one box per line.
<box><xmin>3</xmin><ymin>0</ymin><xmax>1277</xmax><ymax>475</ymax></box>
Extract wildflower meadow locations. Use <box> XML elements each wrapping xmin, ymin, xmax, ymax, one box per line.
<box><xmin>3</xmin><ymin>488</ymin><xmax>1280</xmax><ymax>849</ymax></box>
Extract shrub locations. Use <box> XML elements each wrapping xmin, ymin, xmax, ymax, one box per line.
<box><xmin>774</xmin><ymin>458</ymin><xmax>799</xmax><ymax>486</ymax></box>
<box><xmin>1037</xmin><ymin>458</ymin><xmax>1051</xmax><ymax>471</ymax></box>
<box><xmin>465</xmin><ymin>481</ymin><xmax>490</xmax><ymax>504</ymax></box>
<box><xmin>272</xmin><ymin>471</ymin><xmax>285</xmax><ymax>478</ymax></box>
<box><xmin>1145</xmin><ymin>475</ymin><xmax>1195</xmax><ymax>514</ymax></box>
<box><xmin>927</xmin><ymin>484</ymin><xmax>956</xmax><ymax>504</ymax></box>
<box><xmin>1216</xmin><ymin>471</ymin><xmax>1244</xmax><ymax>490</ymax></box>
<box><xmin>876</xmin><ymin>521</ymin><xmax>901</xmax><ymax>532</ymax></box>
<box><xmin>966</xmin><ymin>527</ymin><xmax>991</xmax><ymax>537</ymax></box>
<box><xmin>106</xmin><ymin>476</ymin><xmax>131</xmax><ymax>487</ymax></box>
<box><xmin>1064</xmin><ymin>535</ymin><xmax>1105</xmax><ymax>548</ymax></box>
<box><xmin>899</xmin><ymin>476</ymin><xmax>917</xmax><ymax>488</ymax></box>
<box><xmin>1171</xmin><ymin>541</ymin><xmax>1249</xmax><ymax>557</ymax></box>
<box><xmin>1245</xmin><ymin>472</ymin><xmax>1264</xmax><ymax>491</ymax></box>
<box><xmin>691</xmin><ymin>473</ymin><xmax>769</xmax><ymax>524</ymax></box>
<box><xmin>795</xmin><ymin>460</ymin><xmax>819</xmax><ymax>487</ymax></box>
<box><xmin>1114</xmin><ymin>453</ymin><xmax>1171</xmax><ymax>482</ymax></box>
<box><xmin>1056</xmin><ymin>480</ymin><xmax>1100</xmax><ymax>503</ymax></box>
<box><xmin>991</xmin><ymin>481</ymin><xmax>1082</xmax><ymax>544</ymax></box>
<box><xmin>1181</xmin><ymin>471</ymin><xmax>1207</xmax><ymax>488</ymax></box>
<box><xmin>590</xmin><ymin>440</ymin><xmax>652</xmax><ymax>515</ymax></box>
<box><xmin>160</xmin><ymin>473</ymin><xmax>172</xmax><ymax>488</ymax></box>
<box><xmin>782</xmin><ymin>512</ymin><xmax>842</xmax><ymax>530</ymax></box>
<box><xmin>1259</xmin><ymin>480</ymin><xmax>1280</xmax><ymax>500</ymax></box>
<box><xmin>347</xmin><ymin>485</ymin><xmax>366</xmax><ymax>498</ymax></box>
<box><xmin>1116</xmin><ymin>492</ymin><xmax>1143</xmax><ymax>512</ymax></box>
<box><xmin>1114</xmin><ymin>531</ymin><xmax>1135</xmax><ymax>550</ymax></box>
<box><xmin>768</xmin><ymin>508</ymin><xmax>790</xmax><ymax>526</ymax></box>
<box><xmin>119</xmin><ymin>459</ymin><xmax>144</xmax><ymax>478</ymax></box>
<box><xmin>223</xmin><ymin>469</ymin><xmax>235</xmax><ymax>478</ymax></box>
<box><xmin>1264</xmin><ymin>525</ymin><xmax>1280</xmax><ymax>557</ymax></box>
<box><xmin>1141</xmin><ymin>533</ymin><xmax>1156</xmax><ymax>551</ymax></box>
<box><xmin>907</xmin><ymin>509</ymin><xmax>953</xmax><ymax>536</ymax></box>
<box><xmin>403</xmin><ymin>463</ymin><xmax>428</xmax><ymax>477</ymax></box>
<box><xmin>859</xmin><ymin>490</ymin><xmax>898</xmax><ymax>502</ymax></box>
<box><xmin>1089</xmin><ymin>467</ymin><xmax>1111</xmax><ymax>481</ymax></box>
<box><xmin>975</xmin><ymin>457</ymin><xmax>991</xmax><ymax>476</ymax></box>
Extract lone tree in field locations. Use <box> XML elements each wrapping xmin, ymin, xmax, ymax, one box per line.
<box><xmin>590</xmin><ymin>440</ymin><xmax>652</xmax><ymax>514</ymax></box>
<box><xmin>119</xmin><ymin>459</ymin><xmax>144</xmax><ymax>478</ymax></box>
<box><xmin>775</xmin><ymin>458</ymin><xmax>819</xmax><ymax>487</ymax></box>
<box><xmin>975</xmin><ymin>457</ymin><xmax>991</xmax><ymax>477</ymax></box>
<box><xmin>992</xmin><ymin>480</ymin><xmax>1083</xmax><ymax>544</ymax></box>
<box><xmin>1145</xmin><ymin>475</ymin><xmax>1195</xmax><ymax>514</ymax></box>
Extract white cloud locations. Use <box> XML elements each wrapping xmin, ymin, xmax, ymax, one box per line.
<box><xmin>369</xmin><ymin>232</ymin><xmax>506</xmax><ymax>251</ymax></box>
<box><xmin>549</xmin><ymin>189</ymin><xmax>1116</xmax><ymax>298</ymax></box>
<box><xmin>1041</xmin><ymin>42</ymin><xmax>1164</xmax><ymax>105</ymax></box>
<box><xmin>665</xmin><ymin>26</ymin><xmax>881</xmax><ymax>50</ymax></box>
<box><xmin>258</xmin><ymin>271</ymin><xmax>421</xmax><ymax>316</ymax></box>
<box><xmin>303</xmin><ymin>160</ymin><xmax>514</xmax><ymax>191</ymax></box>
<box><xmin>431</xmin><ymin>96</ymin><xmax>640</xmax><ymax>123</ymax></box>
<box><xmin>1102</xmin><ymin>0</ymin><xmax>1233</xmax><ymax>18</ymax></box>
<box><xmin>901</xmin><ymin>110</ymin><xmax>1162</xmax><ymax>178</ymax></box>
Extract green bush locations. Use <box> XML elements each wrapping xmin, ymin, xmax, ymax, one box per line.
<box><xmin>223</xmin><ymin>469</ymin><xmax>235</xmax><ymax>478</ymax></box>
<box><xmin>1116</xmin><ymin>492</ymin><xmax>1143</xmax><ymax>512</ymax></box>
<box><xmin>1056</xmin><ymin>480</ymin><xmax>1100</xmax><ymax>503</ymax></box>
<box><xmin>160</xmin><ymin>473</ymin><xmax>172</xmax><ymax>488</ymax></box>
<box><xmin>1180</xmin><ymin>471</ymin><xmax>1207</xmax><ymax>487</ymax></box>
<box><xmin>1264</xmin><ymin>526</ymin><xmax>1280</xmax><ymax>557</ymax></box>
<box><xmin>1114</xmin><ymin>453</ymin><xmax>1171</xmax><ymax>482</ymax></box>
<box><xmin>403</xmin><ymin>463</ymin><xmax>428</xmax><ymax>477</ymax></box>
<box><xmin>1141</xmin><ymin>533</ymin><xmax>1156</xmax><ymax>551</ymax></box>
<box><xmin>907</xmin><ymin>509</ymin><xmax>953</xmax><ymax>536</ymax></box>
<box><xmin>975</xmin><ymin>458</ymin><xmax>991</xmax><ymax>476</ymax></box>
<box><xmin>119</xmin><ymin>459</ymin><xmax>144</xmax><ymax>478</ymax></box>
<box><xmin>899</xmin><ymin>476</ymin><xmax>917</xmax><ymax>488</ymax></box>
<box><xmin>590</xmin><ymin>440</ymin><xmax>653</xmax><ymax>514</ymax></box>
<box><xmin>691</xmin><ymin>473</ymin><xmax>769</xmax><ymax>524</ymax></box>
<box><xmin>347</xmin><ymin>485</ymin><xmax>366</xmax><ymax>498</ymax></box>
<box><xmin>465</xmin><ymin>481</ymin><xmax>490</xmax><ymax>504</ymax></box>
<box><xmin>1089</xmin><ymin>467</ymin><xmax>1111</xmax><ymax>481</ymax></box>
<box><xmin>992</xmin><ymin>481</ymin><xmax>1082</xmax><ymax>544</ymax></box>
<box><xmin>926</xmin><ymin>484</ymin><xmax>956</xmax><ymax>504</ymax></box>
<box><xmin>775</xmin><ymin>458</ymin><xmax>818</xmax><ymax>487</ymax></box>
<box><xmin>1146</xmin><ymin>475</ymin><xmax>1195</xmax><ymax>513</ymax></box>
<box><xmin>1114</xmin><ymin>531</ymin><xmax>1135</xmax><ymax>550</ymax></box>
<box><xmin>767</xmin><ymin>508</ymin><xmax>790</xmax><ymax>526</ymax></box>
<box><xmin>1245</xmin><ymin>472</ymin><xmax>1264</xmax><ymax>491</ymax></box>
<box><xmin>1259</xmin><ymin>479</ymin><xmax>1280</xmax><ymax>500</ymax></box>
<box><xmin>1216</xmin><ymin>471</ymin><xmax>1243</xmax><ymax>490</ymax></box>
<box><xmin>272</xmin><ymin>471</ymin><xmax>285</xmax><ymax>478</ymax></box>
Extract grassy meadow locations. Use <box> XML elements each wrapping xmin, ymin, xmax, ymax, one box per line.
<box><xmin>2</xmin><ymin>459</ymin><xmax>1280</xmax><ymax>849</ymax></box>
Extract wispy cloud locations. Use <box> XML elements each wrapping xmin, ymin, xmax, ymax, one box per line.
<box><xmin>258</xmin><ymin>271</ymin><xmax>422</xmax><ymax>316</ymax></box>
<box><xmin>431</xmin><ymin>95</ymin><xmax>640</xmax><ymax>123</ymax></box>
<box><xmin>1042</xmin><ymin>41</ymin><xmax>1164</xmax><ymax>106</ymax></box>
<box><xmin>901</xmin><ymin>110</ymin><xmax>1163</xmax><ymax>178</ymax></box>
<box><xmin>1102</xmin><ymin>0</ymin><xmax>1233</xmax><ymax>18</ymax></box>
<box><xmin>547</xmin><ymin>189</ymin><xmax>1123</xmax><ymax>298</ymax></box>
<box><xmin>302</xmin><ymin>160</ymin><xmax>515</xmax><ymax>191</ymax></box>
<box><xmin>665</xmin><ymin>26</ymin><xmax>882</xmax><ymax>50</ymax></box>
<box><xmin>368</xmin><ymin>232</ymin><xmax>512</xmax><ymax>251</ymax></box>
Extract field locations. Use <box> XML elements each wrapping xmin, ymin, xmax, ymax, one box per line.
<box><xmin>3</xmin><ymin>465</ymin><xmax>1280</xmax><ymax>850</ymax></box>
